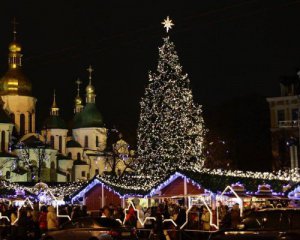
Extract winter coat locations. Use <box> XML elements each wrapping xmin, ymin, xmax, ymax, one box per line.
<box><xmin>230</xmin><ymin>209</ymin><xmax>241</xmax><ymax>229</ymax></box>
<box><xmin>39</xmin><ymin>212</ymin><xmax>47</xmax><ymax>230</ymax></box>
<box><xmin>47</xmin><ymin>206</ymin><xmax>58</xmax><ymax>230</ymax></box>
<box><xmin>201</xmin><ymin>211</ymin><xmax>210</xmax><ymax>231</ymax></box>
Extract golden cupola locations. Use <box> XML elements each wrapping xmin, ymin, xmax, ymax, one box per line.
<box><xmin>0</xmin><ymin>23</ymin><xmax>32</xmax><ymax>96</ymax></box>
<box><xmin>85</xmin><ymin>65</ymin><xmax>96</xmax><ymax>104</ymax></box>
<box><xmin>74</xmin><ymin>78</ymin><xmax>84</xmax><ymax>113</ymax></box>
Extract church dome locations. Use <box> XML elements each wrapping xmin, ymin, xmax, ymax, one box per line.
<box><xmin>66</xmin><ymin>139</ymin><xmax>82</xmax><ymax>148</ymax></box>
<box><xmin>9</xmin><ymin>42</ymin><xmax>21</xmax><ymax>53</ymax></box>
<box><xmin>73</xmin><ymin>103</ymin><xmax>104</xmax><ymax>129</ymax></box>
<box><xmin>85</xmin><ymin>84</ymin><xmax>95</xmax><ymax>94</ymax></box>
<box><xmin>0</xmin><ymin>36</ymin><xmax>32</xmax><ymax>96</ymax></box>
<box><xmin>43</xmin><ymin>115</ymin><xmax>67</xmax><ymax>129</ymax></box>
<box><xmin>0</xmin><ymin>68</ymin><xmax>32</xmax><ymax>96</ymax></box>
<box><xmin>74</xmin><ymin>95</ymin><xmax>83</xmax><ymax>105</ymax></box>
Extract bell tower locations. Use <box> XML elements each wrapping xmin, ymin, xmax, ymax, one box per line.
<box><xmin>0</xmin><ymin>19</ymin><xmax>37</xmax><ymax>135</ymax></box>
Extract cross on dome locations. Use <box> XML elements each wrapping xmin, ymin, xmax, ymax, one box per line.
<box><xmin>87</xmin><ymin>65</ymin><xmax>94</xmax><ymax>83</ymax></box>
<box><xmin>76</xmin><ymin>78</ymin><xmax>82</xmax><ymax>95</ymax></box>
<box><xmin>12</xmin><ymin>17</ymin><xmax>18</xmax><ymax>41</ymax></box>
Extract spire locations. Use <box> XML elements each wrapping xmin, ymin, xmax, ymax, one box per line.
<box><xmin>85</xmin><ymin>65</ymin><xmax>96</xmax><ymax>104</ymax></box>
<box><xmin>8</xmin><ymin>18</ymin><xmax>22</xmax><ymax>69</ymax></box>
<box><xmin>87</xmin><ymin>65</ymin><xmax>93</xmax><ymax>85</ymax></box>
<box><xmin>74</xmin><ymin>78</ymin><xmax>83</xmax><ymax>113</ymax></box>
<box><xmin>76</xmin><ymin>78</ymin><xmax>81</xmax><ymax>97</ymax></box>
<box><xmin>51</xmin><ymin>89</ymin><xmax>59</xmax><ymax>116</ymax></box>
<box><xmin>12</xmin><ymin>17</ymin><xmax>18</xmax><ymax>41</ymax></box>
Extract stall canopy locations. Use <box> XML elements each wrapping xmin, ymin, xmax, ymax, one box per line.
<box><xmin>147</xmin><ymin>172</ymin><xmax>207</xmax><ymax>198</ymax></box>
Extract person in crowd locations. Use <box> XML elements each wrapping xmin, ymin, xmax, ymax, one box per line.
<box><xmin>113</xmin><ymin>205</ymin><xmax>124</xmax><ymax>222</ymax></box>
<box><xmin>16</xmin><ymin>209</ymin><xmax>29</xmax><ymax>239</ymax></box>
<box><xmin>102</xmin><ymin>206</ymin><xmax>111</xmax><ymax>218</ymax></box>
<box><xmin>71</xmin><ymin>206</ymin><xmax>81</xmax><ymax>219</ymax></box>
<box><xmin>58</xmin><ymin>205</ymin><xmax>69</xmax><ymax>226</ymax></box>
<box><xmin>124</xmin><ymin>206</ymin><xmax>137</xmax><ymax>227</ymax></box>
<box><xmin>47</xmin><ymin>206</ymin><xmax>58</xmax><ymax>230</ymax></box>
<box><xmin>171</xmin><ymin>205</ymin><xmax>179</xmax><ymax>222</ymax></box>
<box><xmin>163</xmin><ymin>201</ymin><xmax>170</xmax><ymax>220</ymax></box>
<box><xmin>175</xmin><ymin>206</ymin><xmax>186</xmax><ymax>228</ymax></box>
<box><xmin>108</xmin><ymin>203</ymin><xmax>114</xmax><ymax>217</ymax></box>
<box><xmin>218</xmin><ymin>201</ymin><xmax>227</xmax><ymax>222</ymax></box>
<box><xmin>149</xmin><ymin>209</ymin><xmax>167</xmax><ymax>240</ymax></box>
<box><xmin>230</xmin><ymin>203</ymin><xmax>241</xmax><ymax>229</ymax></box>
<box><xmin>80</xmin><ymin>205</ymin><xmax>88</xmax><ymax>217</ymax></box>
<box><xmin>220</xmin><ymin>205</ymin><xmax>231</xmax><ymax>229</ymax></box>
<box><xmin>38</xmin><ymin>205</ymin><xmax>48</xmax><ymax>234</ymax></box>
<box><xmin>144</xmin><ymin>207</ymin><xmax>153</xmax><ymax>229</ymax></box>
<box><xmin>201</xmin><ymin>207</ymin><xmax>210</xmax><ymax>231</ymax></box>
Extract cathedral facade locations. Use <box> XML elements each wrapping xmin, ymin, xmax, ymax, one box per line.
<box><xmin>0</xmin><ymin>28</ymin><xmax>133</xmax><ymax>183</ymax></box>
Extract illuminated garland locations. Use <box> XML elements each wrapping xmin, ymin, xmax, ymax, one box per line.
<box><xmin>1</xmin><ymin>167</ymin><xmax>299</xmax><ymax>200</ymax></box>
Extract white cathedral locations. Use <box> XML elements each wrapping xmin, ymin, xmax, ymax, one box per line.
<box><xmin>0</xmin><ymin>28</ymin><xmax>133</xmax><ymax>183</ymax></box>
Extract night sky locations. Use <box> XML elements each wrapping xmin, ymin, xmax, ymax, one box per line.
<box><xmin>2</xmin><ymin>0</ymin><xmax>300</xmax><ymax>170</ymax></box>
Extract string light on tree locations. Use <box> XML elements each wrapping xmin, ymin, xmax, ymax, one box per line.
<box><xmin>137</xmin><ymin>17</ymin><xmax>207</xmax><ymax>177</ymax></box>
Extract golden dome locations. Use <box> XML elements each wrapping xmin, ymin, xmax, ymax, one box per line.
<box><xmin>85</xmin><ymin>84</ymin><xmax>95</xmax><ymax>94</ymax></box>
<box><xmin>75</xmin><ymin>95</ymin><xmax>83</xmax><ymax>105</ymax></box>
<box><xmin>9</xmin><ymin>42</ymin><xmax>21</xmax><ymax>53</ymax></box>
<box><xmin>0</xmin><ymin>35</ymin><xmax>32</xmax><ymax>96</ymax></box>
<box><xmin>0</xmin><ymin>68</ymin><xmax>32</xmax><ymax>96</ymax></box>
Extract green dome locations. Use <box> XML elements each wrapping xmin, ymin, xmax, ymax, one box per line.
<box><xmin>73</xmin><ymin>103</ymin><xmax>104</xmax><ymax>129</ymax></box>
<box><xmin>44</xmin><ymin>115</ymin><xmax>67</xmax><ymax>129</ymax></box>
<box><xmin>66</xmin><ymin>140</ymin><xmax>82</xmax><ymax>148</ymax></box>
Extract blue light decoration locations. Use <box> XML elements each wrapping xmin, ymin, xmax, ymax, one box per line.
<box><xmin>288</xmin><ymin>185</ymin><xmax>300</xmax><ymax>200</ymax></box>
<box><xmin>70</xmin><ymin>177</ymin><xmax>144</xmax><ymax>204</ymax></box>
<box><xmin>146</xmin><ymin>172</ymin><xmax>211</xmax><ymax>197</ymax></box>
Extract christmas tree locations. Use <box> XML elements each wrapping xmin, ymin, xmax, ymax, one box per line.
<box><xmin>137</xmin><ymin>17</ymin><xmax>206</xmax><ymax>177</ymax></box>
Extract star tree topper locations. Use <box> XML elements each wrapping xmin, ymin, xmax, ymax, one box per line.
<box><xmin>161</xmin><ymin>16</ymin><xmax>174</xmax><ymax>33</ymax></box>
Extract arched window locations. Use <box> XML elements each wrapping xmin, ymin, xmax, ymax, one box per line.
<box><xmin>20</xmin><ymin>114</ymin><xmax>25</xmax><ymax>135</ymax></box>
<box><xmin>1</xmin><ymin>131</ymin><xmax>5</xmax><ymax>152</ymax></box>
<box><xmin>50</xmin><ymin>135</ymin><xmax>55</xmax><ymax>149</ymax></box>
<box><xmin>59</xmin><ymin>136</ymin><xmax>62</xmax><ymax>153</ymax></box>
<box><xmin>28</xmin><ymin>113</ymin><xmax>32</xmax><ymax>133</ymax></box>
<box><xmin>10</xmin><ymin>113</ymin><xmax>15</xmax><ymax>124</ymax></box>
<box><xmin>77</xmin><ymin>152</ymin><xmax>81</xmax><ymax>160</ymax></box>
<box><xmin>95</xmin><ymin>169</ymin><xmax>99</xmax><ymax>176</ymax></box>
<box><xmin>68</xmin><ymin>152</ymin><xmax>72</xmax><ymax>159</ymax></box>
<box><xmin>84</xmin><ymin>136</ymin><xmax>88</xmax><ymax>148</ymax></box>
<box><xmin>96</xmin><ymin>136</ymin><xmax>99</xmax><ymax>147</ymax></box>
<box><xmin>6</xmin><ymin>171</ymin><xmax>10</xmax><ymax>179</ymax></box>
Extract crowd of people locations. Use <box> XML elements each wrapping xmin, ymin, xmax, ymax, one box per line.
<box><xmin>0</xmin><ymin>198</ymin><xmax>294</xmax><ymax>240</ymax></box>
<box><xmin>0</xmin><ymin>203</ymin><xmax>94</xmax><ymax>240</ymax></box>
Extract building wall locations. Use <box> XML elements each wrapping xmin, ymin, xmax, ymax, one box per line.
<box><xmin>267</xmin><ymin>95</ymin><xmax>299</xmax><ymax>170</ymax></box>
<box><xmin>73</xmin><ymin>164</ymin><xmax>89</xmax><ymax>181</ymax></box>
<box><xmin>1</xmin><ymin>95</ymin><xmax>36</xmax><ymax>134</ymax></box>
<box><xmin>73</xmin><ymin>128</ymin><xmax>107</xmax><ymax>151</ymax></box>
<box><xmin>0</xmin><ymin>123</ymin><xmax>14</xmax><ymax>152</ymax></box>
<box><xmin>66</xmin><ymin>147</ymin><xmax>83</xmax><ymax>161</ymax></box>
<box><xmin>42</xmin><ymin>129</ymin><xmax>68</xmax><ymax>154</ymax></box>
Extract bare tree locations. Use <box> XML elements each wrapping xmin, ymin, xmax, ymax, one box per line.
<box><xmin>15</xmin><ymin>140</ymin><xmax>50</xmax><ymax>182</ymax></box>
